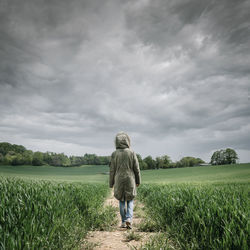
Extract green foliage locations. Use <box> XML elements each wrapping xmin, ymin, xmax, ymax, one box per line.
<box><xmin>156</xmin><ymin>155</ymin><xmax>172</xmax><ymax>169</ymax></box>
<box><xmin>137</xmin><ymin>154</ymin><xmax>148</xmax><ymax>170</ymax></box>
<box><xmin>11</xmin><ymin>153</ymin><xmax>25</xmax><ymax>166</ymax></box>
<box><xmin>176</xmin><ymin>156</ymin><xmax>205</xmax><ymax>168</ymax></box>
<box><xmin>0</xmin><ymin>142</ymin><xmax>26</xmax><ymax>155</ymax></box>
<box><xmin>143</xmin><ymin>155</ymin><xmax>157</xmax><ymax>169</ymax></box>
<box><xmin>22</xmin><ymin>150</ymin><xmax>33</xmax><ymax>165</ymax></box>
<box><xmin>211</xmin><ymin>148</ymin><xmax>238</xmax><ymax>165</ymax></box>
<box><xmin>50</xmin><ymin>153</ymin><xmax>71</xmax><ymax>167</ymax></box>
<box><xmin>32</xmin><ymin>151</ymin><xmax>44</xmax><ymax>166</ymax></box>
<box><xmin>125</xmin><ymin>231</ymin><xmax>142</xmax><ymax>242</ymax></box>
<box><xmin>138</xmin><ymin>154</ymin><xmax>204</xmax><ymax>170</ymax></box>
<box><xmin>0</xmin><ymin>141</ymin><xmax>110</xmax><ymax>167</ymax></box>
<box><xmin>69</xmin><ymin>154</ymin><xmax>110</xmax><ymax>166</ymax></box>
<box><xmin>3</xmin><ymin>151</ymin><xmax>17</xmax><ymax>165</ymax></box>
<box><xmin>93</xmin><ymin>205</ymin><xmax>118</xmax><ymax>231</ymax></box>
<box><xmin>142</xmin><ymin>233</ymin><xmax>175</xmax><ymax>250</ymax></box>
<box><xmin>0</xmin><ymin>142</ymin><xmax>242</xmax><ymax>172</ymax></box>
<box><xmin>138</xmin><ymin>183</ymin><xmax>250</xmax><ymax>250</ymax></box>
<box><xmin>0</xmin><ymin>177</ymin><xmax>115</xmax><ymax>249</ymax></box>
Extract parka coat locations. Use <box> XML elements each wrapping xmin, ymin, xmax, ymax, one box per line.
<box><xmin>109</xmin><ymin>132</ymin><xmax>141</xmax><ymax>201</ymax></box>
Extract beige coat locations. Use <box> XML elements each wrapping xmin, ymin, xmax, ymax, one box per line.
<box><xmin>109</xmin><ymin>132</ymin><xmax>141</xmax><ymax>201</ymax></box>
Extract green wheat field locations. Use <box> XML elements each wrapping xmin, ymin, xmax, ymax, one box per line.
<box><xmin>0</xmin><ymin>163</ymin><xmax>250</xmax><ymax>249</ymax></box>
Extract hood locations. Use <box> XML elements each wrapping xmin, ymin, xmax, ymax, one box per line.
<box><xmin>115</xmin><ymin>132</ymin><xmax>131</xmax><ymax>149</ymax></box>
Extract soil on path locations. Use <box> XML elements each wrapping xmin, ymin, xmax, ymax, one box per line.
<box><xmin>82</xmin><ymin>192</ymin><xmax>155</xmax><ymax>250</ymax></box>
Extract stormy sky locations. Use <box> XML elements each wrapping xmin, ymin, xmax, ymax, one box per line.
<box><xmin>0</xmin><ymin>0</ymin><xmax>250</xmax><ymax>162</ymax></box>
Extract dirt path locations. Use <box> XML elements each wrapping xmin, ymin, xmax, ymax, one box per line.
<box><xmin>82</xmin><ymin>192</ymin><xmax>155</xmax><ymax>250</ymax></box>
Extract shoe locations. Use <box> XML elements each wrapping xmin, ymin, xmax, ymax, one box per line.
<box><xmin>125</xmin><ymin>219</ymin><xmax>132</xmax><ymax>229</ymax></box>
<box><xmin>120</xmin><ymin>222</ymin><xmax>126</xmax><ymax>228</ymax></box>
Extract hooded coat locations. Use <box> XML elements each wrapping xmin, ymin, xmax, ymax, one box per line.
<box><xmin>109</xmin><ymin>132</ymin><xmax>141</xmax><ymax>201</ymax></box>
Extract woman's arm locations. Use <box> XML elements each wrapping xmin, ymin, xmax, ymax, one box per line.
<box><xmin>109</xmin><ymin>152</ymin><xmax>116</xmax><ymax>188</ymax></box>
<box><xmin>133</xmin><ymin>152</ymin><xmax>141</xmax><ymax>186</ymax></box>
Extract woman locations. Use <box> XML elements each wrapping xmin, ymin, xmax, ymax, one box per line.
<box><xmin>109</xmin><ymin>132</ymin><xmax>141</xmax><ymax>229</ymax></box>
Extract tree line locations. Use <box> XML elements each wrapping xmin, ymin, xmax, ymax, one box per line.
<box><xmin>0</xmin><ymin>142</ymin><xmax>110</xmax><ymax>167</ymax></box>
<box><xmin>0</xmin><ymin>142</ymin><xmax>238</xmax><ymax>168</ymax></box>
<box><xmin>137</xmin><ymin>154</ymin><xmax>205</xmax><ymax>170</ymax></box>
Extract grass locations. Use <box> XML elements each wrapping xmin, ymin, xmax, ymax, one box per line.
<box><xmin>1</xmin><ymin>163</ymin><xmax>250</xmax><ymax>184</ymax></box>
<box><xmin>125</xmin><ymin>231</ymin><xmax>142</xmax><ymax>242</ymax></box>
<box><xmin>0</xmin><ymin>164</ymin><xmax>109</xmax><ymax>183</ymax></box>
<box><xmin>138</xmin><ymin>183</ymin><xmax>250</xmax><ymax>249</ymax></box>
<box><xmin>0</xmin><ymin>177</ymin><xmax>116</xmax><ymax>249</ymax></box>
<box><xmin>141</xmin><ymin>163</ymin><xmax>250</xmax><ymax>184</ymax></box>
<box><xmin>142</xmin><ymin>233</ymin><xmax>177</xmax><ymax>250</ymax></box>
<box><xmin>1</xmin><ymin>163</ymin><xmax>250</xmax><ymax>249</ymax></box>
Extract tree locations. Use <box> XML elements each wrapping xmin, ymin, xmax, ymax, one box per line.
<box><xmin>70</xmin><ymin>156</ymin><xmax>85</xmax><ymax>166</ymax></box>
<box><xmin>136</xmin><ymin>154</ymin><xmax>147</xmax><ymax>170</ymax></box>
<box><xmin>23</xmin><ymin>150</ymin><xmax>33</xmax><ymax>165</ymax></box>
<box><xmin>50</xmin><ymin>153</ymin><xmax>71</xmax><ymax>167</ymax></box>
<box><xmin>11</xmin><ymin>153</ymin><xmax>25</xmax><ymax>165</ymax></box>
<box><xmin>43</xmin><ymin>152</ymin><xmax>53</xmax><ymax>165</ymax></box>
<box><xmin>143</xmin><ymin>155</ymin><xmax>156</xmax><ymax>169</ymax></box>
<box><xmin>3</xmin><ymin>151</ymin><xmax>16</xmax><ymax>165</ymax></box>
<box><xmin>211</xmin><ymin>150</ymin><xmax>221</xmax><ymax>165</ymax></box>
<box><xmin>0</xmin><ymin>141</ymin><xmax>114</xmax><ymax>167</ymax></box>
<box><xmin>0</xmin><ymin>153</ymin><xmax>3</xmax><ymax>164</ymax></box>
<box><xmin>156</xmin><ymin>155</ymin><xmax>172</xmax><ymax>169</ymax></box>
<box><xmin>0</xmin><ymin>142</ymin><xmax>26</xmax><ymax>155</ymax></box>
<box><xmin>32</xmin><ymin>152</ymin><xmax>44</xmax><ymax>166</ymax></box>
<box><xmin>0</xmin><ymin>142</ymin><xmax>13</xmax><ymax>155</ymax></box>
<box><xmin>98</xmin><ymin>156</ymin><xmax>110</xmax><ymax>165</ymax></box>
<box><xmin>60</xmin><ymin>154</ymin><xmax>71</xmax><ymax>167</ymax></box>
<box><xmin>224</xmin><ymin>148</ymin><xmax>238</xmax><ymax>164</ymax></box>
<box><xmin>210</xmin><ymin>148</ymin><xmax>238</xmax><ymax>165</ymax></box>
<box><xmin>176</xmin><ymin>157</ymin><xmax>205</xmax><ymax>168</ymax></box>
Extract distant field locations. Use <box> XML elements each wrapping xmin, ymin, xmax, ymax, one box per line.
<box><xmin>141</xmin><ymin>163</ymin><xmax>250</xmax><ymax>184</ymax></box>
<box><xmin>0</xmin><ymin>164</ymin><xmax>110</xmax><ymax>183</ymax></box>
<box><xmin>0</xmin><ymin>163</ymin><xmax>250</xmax><ymax>184</ymax></box>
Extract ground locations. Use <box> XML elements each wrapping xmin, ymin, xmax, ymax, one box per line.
<box><xmin>0</xmin><ymin>163</ymin><xmax>249</xmax><ymax>184</ymax></box>
<box><xmin>1</xmin><ymin>163</ymin><xmax>249</xmax><ymax>249</ymax></box>
<box><xmin>83</xmin><ymin>192</ymin><xmax>156</xmax><ymax>250</ymax></box>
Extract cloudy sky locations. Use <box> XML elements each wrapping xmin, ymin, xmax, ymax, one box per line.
<box><xmin>0</xmin><ymin>0</ymin><xmax>250</xmax><ymax>162</ymax></box>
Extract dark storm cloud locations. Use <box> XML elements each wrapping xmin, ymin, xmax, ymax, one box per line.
<box><xmin>0</xmin><ymin>0</ymin><xmax>250</xmax><ymax>162</ymax></box>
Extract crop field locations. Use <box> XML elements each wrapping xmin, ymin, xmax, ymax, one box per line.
<box><xmin>137</xmin><ymin>164</ymin><xmax>250</xmax><ymax>249</ymax></box>
<box><xmin>0</xmin><ymin>177</ymin><xmax>116</xmax><ymax>249</ymax></box>
<box><xmin>138</xmin><ymin>183</ymin><xmax>250</xmax><ymax>249</ymax></box>
<box><xmin>0</xmin><ymin>164</ymin><xmax>110</xmax><ymax>183</ymax></box>
<box><xmin>0</xmin><ymin>163</ymin><xmax>249</xmax><ymax>184</ymax></box>
<box><xmin>0</xmin><ymin>163</ymin><xmax>250</xmax><ymax>249</ymax></box>
<box><xmin>141</xmin><ymin>163</ymin><xmax>250</xmax><ymax>184</ymax></box>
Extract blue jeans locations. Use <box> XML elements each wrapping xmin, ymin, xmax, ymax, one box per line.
<box><xmin>119</xmin><ymin>200</ymin><xmax>134</xmax><ymax>222</ymax></box>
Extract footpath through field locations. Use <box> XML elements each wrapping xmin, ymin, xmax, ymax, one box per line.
<box><xmin>82</xmin><ymin>191</ymin><xmax>155</xmax><ymax>250</ymax></box>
